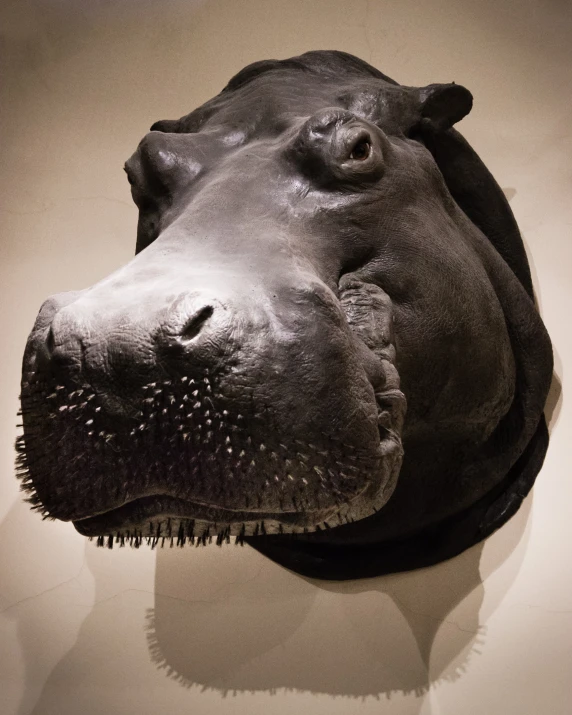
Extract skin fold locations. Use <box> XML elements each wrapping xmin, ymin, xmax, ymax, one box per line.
<box><xmin>17</xmin><ymin>51</ymin><xmax>552</xmax><ymax>579</ymax></box>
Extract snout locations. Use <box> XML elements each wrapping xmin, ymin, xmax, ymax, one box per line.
<box><xmin>37</xmin><ymin>290</ymin><xmax>225</xmax><ymax>414</ymax></box>
<box><xmin>18</xmin><ymin>256</ymin><xmax>400</xmax><ymax>543</ymax></box>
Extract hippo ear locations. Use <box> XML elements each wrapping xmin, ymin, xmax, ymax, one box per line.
<box><xmin>150</xmin><ymin>119</ymin><xmax>181</xmax><ymax>133</ymax></box>
<box><xmin>416</xmin><ymin>83</ymin><xmax>473</xmax><ymax>132</ymax></box>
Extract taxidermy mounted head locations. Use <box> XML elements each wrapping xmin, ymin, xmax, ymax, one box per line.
<box><xmin>17</xmin><ymin>51</ymin><xmax>552</xmax><ymax>579</ymax></box>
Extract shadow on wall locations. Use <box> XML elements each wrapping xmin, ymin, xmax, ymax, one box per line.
<box><xmin>16</xmin><ymin>492</ymin><xmax>532</xmax><ymax>713</ymax></box>
<box><xmin>142</xmin><ymin>492</ymin><xmax>531</xmax><ymax>700</ymax></box>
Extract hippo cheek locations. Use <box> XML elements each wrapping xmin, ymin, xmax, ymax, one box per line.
<box><xmin>339</xmin><ymin>274</ymin><xmax>406</xmax><ymax>435</ymax></box>
<box><xmin>16</xmin><ymin>272</ymin><xmax>406</xmax><ymax>544</ymax></box>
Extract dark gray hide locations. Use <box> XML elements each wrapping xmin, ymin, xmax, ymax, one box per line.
<box><xmin>17</xmin><ymin>51</ymin><xmax>553</xmax><ymax>579</ymax></box>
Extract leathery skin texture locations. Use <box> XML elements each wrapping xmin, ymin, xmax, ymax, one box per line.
<box><xmin>17</xmin><ymin>51</ymin><xmax>553</xmax><ymax>580</ymax></box>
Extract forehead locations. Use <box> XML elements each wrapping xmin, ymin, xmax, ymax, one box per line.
<box><xmin>166</xmin><ymin>69</ymin><xmax>417</xmax><ymax>142</ymax></box>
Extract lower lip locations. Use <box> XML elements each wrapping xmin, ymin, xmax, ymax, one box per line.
<box><xmin>72</xmin><ymin>493</ymin><xmax>299</xmax><ymax>536</ymax></box>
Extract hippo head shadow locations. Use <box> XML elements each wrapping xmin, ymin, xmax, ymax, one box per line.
<box><xmin>145</xmin><ymin>492</ymin><xmax>531</xmax><ymax>699</ymax></box>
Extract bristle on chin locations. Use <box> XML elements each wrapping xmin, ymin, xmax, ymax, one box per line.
<box><xmin>90</xmin><ymin>519</ymin><xmax>261</xmax><ymax>549</ymax></box>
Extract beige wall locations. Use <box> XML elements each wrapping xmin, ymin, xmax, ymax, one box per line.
<box><xmin>1</xmin><ymin>1</ymin><xmax>570</xmax><ymax>713</ymax></box>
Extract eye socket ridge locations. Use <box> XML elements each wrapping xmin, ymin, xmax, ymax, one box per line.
<box><xmin>123</xmin><ymin>163</ymin><xmax>136</xmax><ymax>186</ymax></box>
<box><xmin>123</xmin><ymin>161</ymin><xmax>155</xmax><ymax>213</ymax></box>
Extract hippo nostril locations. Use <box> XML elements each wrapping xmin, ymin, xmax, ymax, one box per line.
<box><xmin>179</xmin><ymin>305</ymin><xmax>214</xmax><ymax>342</ymax></box>
<box><xmin>39</xmin><ymin>311</ymin><xmax>84</xmax><ymax>375</ymax></box>
<box><xmin>46</xmin><ymin>326</ymin><xmax>56</xmax><ymax>355</ymax></box>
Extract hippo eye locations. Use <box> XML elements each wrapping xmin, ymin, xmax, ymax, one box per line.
<box><xmin>349</xmin><ymin>139</ymin><xmax>371</xmax><ymax>161</ymax></box>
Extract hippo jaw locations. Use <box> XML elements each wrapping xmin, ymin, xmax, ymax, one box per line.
<box><xmin>17</xmin><ymin>346</ymin><xmax>404</xmax><ymax>545</ymax></box>
<box><xmin>17</xmin><ymin>263</ymin><xmax>406</xmax><ymax>543</ymax></box>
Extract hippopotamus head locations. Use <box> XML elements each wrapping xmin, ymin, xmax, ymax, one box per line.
<box><xmin>17</xmin><ymin>51</ymin><xmax>552</xmax><ymax>579</ymax></box>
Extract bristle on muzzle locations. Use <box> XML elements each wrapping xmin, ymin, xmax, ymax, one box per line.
<box><xmin>15</xmin><ymin>431</ymin><xmax>54</xmax><ymax>519</ymax></box>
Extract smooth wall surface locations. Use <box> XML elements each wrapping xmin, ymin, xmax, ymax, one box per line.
<box><xmin>1</xmin><ymin>1</ymin><xmax>570</xmax><ymax>713</ymax></box>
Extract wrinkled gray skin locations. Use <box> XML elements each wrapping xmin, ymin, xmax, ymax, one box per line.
<box><xmin>18</xmin><ymin>51</ymin><xmax>552</xmax><ymax>578</ymax></box>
